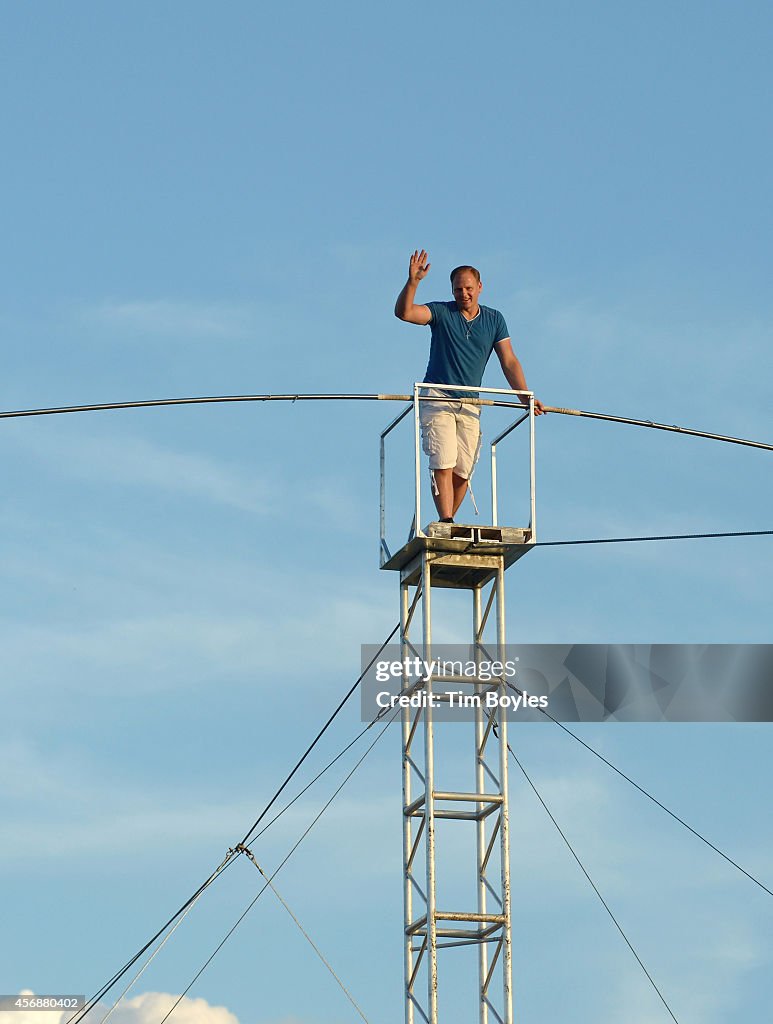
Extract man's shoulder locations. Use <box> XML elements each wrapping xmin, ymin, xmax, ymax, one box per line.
<box><xmin>426</xmin><ymin>300</ymin><xmax>456</xmax><ymax>315</ymax></box>
<box><xmin>481</xmin><ymin>304</ymin><xmax>509</xmax><ymax>337</ymax></box>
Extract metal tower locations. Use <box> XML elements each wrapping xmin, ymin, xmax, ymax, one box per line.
<box><xmin>380</xmin><ymin>384</ymin><xmax>537</xmax><ymax>1024</ymax></box>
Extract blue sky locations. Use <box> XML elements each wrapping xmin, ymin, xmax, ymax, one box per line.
<box><xmin>1</xmin><ymin>3</ymin><xmax>771</xmax><ymax>1023</ymax></box>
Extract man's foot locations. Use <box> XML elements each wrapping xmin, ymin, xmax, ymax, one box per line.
<box><xmin>440</xmin><ymin>517</ymin><xmax>454</xmax><ymax>524</ymax></box>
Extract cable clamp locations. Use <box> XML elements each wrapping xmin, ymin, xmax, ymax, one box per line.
<box><xmin>233</xmin><ymin>843</ymin><xmax>267</xmax><ymax>877</ymax></box>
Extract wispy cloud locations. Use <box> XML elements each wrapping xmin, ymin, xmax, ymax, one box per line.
<box><xmin>11</xmin><ymin>427</ymin><xmax>274</xmax><ymax>513</ymax></box>
<box><xmin>505</xmin><ymin>283</ymin><xmax>772</xmax><ymax>426</ymax></box>
<box><xmin>0</xmin><ymin>483</ymin><xmax>395</xmax><ymax>697</ymax></box>
<box><xmin>0</xmin><ymin>796</ymin><xmax>256</xmax><ymax>863</ymax></box>
<box><xmin>601</xmin><ymin>916</ymin><xmax>768</xmax><ymax>1024</ymax></box>
<box><xmin>81</xmin><ymin>300</ymin><xmax>258</xmax><ymax>340</ymax></box>
<box><xmin>2</xmin><ymin>613</ymin><xmax>278</xmax><ymax>692</ymax></box>
<box><xmin>0</xmin><ymin>729</ymin><xmax>393</xmax><ymax>867</ymax></box>
<box><xmin>0</xmin><ymin>739</ymin><xmax>261</xmax><ymax>863</ymax></box>
<box><xmin>1</xmin><ymin>527</ymin><xmax>393</xmax><ymax>692</ymax></box>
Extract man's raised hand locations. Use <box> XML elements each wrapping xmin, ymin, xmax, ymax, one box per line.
<box><xmin>395</xmin><ymin>249</ymin><xmax>433</xmax><ymax>323</ymax></box>
<box><xmin>409</xmin><ymin>249</ymin><xmax>431</xmax><ymax>284</ymax></box>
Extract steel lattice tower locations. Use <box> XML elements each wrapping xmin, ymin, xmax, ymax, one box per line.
<box><xmin>380</xmin><ymin>384</ymin><xmax>536</xmax><ymax>1024</ymax></box>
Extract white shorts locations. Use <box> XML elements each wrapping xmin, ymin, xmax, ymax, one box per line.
<box><xmin>419</xmin><ymin>391</ymin><xmax>481</xmax><ymax>479</ymax></box>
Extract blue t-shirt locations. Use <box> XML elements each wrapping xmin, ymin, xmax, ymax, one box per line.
<box><xmin>424</xmin><ymin>301</ymin><xmax>510</xmax><ymax>398</ymax></box>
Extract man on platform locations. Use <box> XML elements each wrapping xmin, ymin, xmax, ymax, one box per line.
<box><xmin>394</xmin><ymin>249</ymin><xmax>544</xmax><ymax>523</ymax></box>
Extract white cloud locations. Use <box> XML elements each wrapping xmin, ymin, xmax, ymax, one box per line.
<box><xmin>110</xmin><ymin>995</ymin><xmax>235</xmax><ymax>1024</ymax></box>
<box><xmin>106</xmin><ymin>993</ymin><xmax>239</xmax><ymax>1024</ymax></box>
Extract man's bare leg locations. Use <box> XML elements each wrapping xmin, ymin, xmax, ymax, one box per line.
<box><xmin>431</xmin><ymin>468</ymin><xmax>454</xmax><ymax>520</ymax></box>
<box><xmin>452</xmin><ymin>473</ymin><xmax>468</xmax><ymax>516</ymax></box>
<box><xmin>431</xmin><ymin>469</ymin><xmax>469</xmax><ymax>521</ymax></box>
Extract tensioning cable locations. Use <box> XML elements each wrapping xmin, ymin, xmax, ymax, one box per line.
<box><xmin>66</xmin><ymin>616</ymin><xmax>405</xmax><ymax>1024</ymax></box>
<box><xmin>508</xmin><ymin>742</ymin><xmax>681</xmax><ymax>1024</ymax></box>
<box><xmin>1</xmin><ymin>392</ymin><xmax>771</xmax><ymax>452</ymax></box>
<box><xmin>535</xmin><ymin>528</ymin><xmax>773</xmax><ymax>547</ymax></box>
<box><xmin>156</xmin><ymin>703</ymin><xmax>401</xmax><ymax>1024</ymax></box>
<box><xmin>498</xmin><ymin>679</ymin><xmax>772</xmax><ymax>898</ymax></box>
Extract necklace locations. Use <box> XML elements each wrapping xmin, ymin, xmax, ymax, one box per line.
<box><xmin>459</xmin><ymin>309</ymin><xmax>479</xmax><ymax>340</ymax></box>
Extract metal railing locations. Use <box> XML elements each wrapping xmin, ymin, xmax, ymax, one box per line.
<box><xmin>380</xmin><ymin>383</ymin><xmax>536</xmax><ymax>565</ymax></box>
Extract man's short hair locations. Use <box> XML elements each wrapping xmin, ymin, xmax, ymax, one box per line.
<box><xmin>450</xmin><ymin>265</ymin><xmax>481</xmax><ymax>285</ymax></box>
